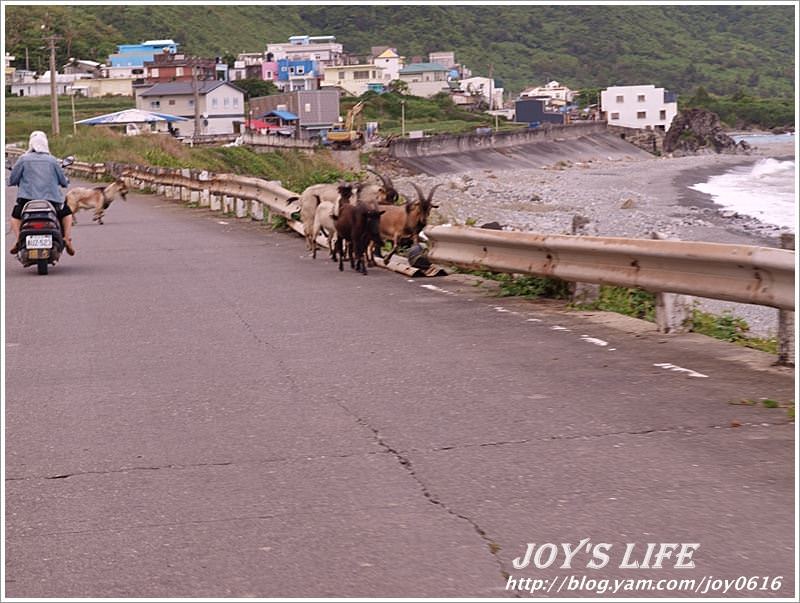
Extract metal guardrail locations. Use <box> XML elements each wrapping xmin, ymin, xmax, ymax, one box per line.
<box><xmin>424</xmin><ymin>226</ymin><xmax>795</xmax><ymax>311</ymax></box>
<box><xmin>6</xmin><ymin>145</ymin><xmax>795</xmax><ymax>310</ymax></box>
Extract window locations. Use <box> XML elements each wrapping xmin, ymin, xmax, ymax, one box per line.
<box><xmin>224</xmin><ymin>97</ymin><xmax>230</xmax><ymax>107</ymax></box>
<box><xmin>233</xmin><ymin>97</ymin><xmax>239</xmax><ymax>107</ymax></box>
<box><xmin>659</xmin><ymin>109</ymin><xmax>666</xmax><ymax>120</ymax></box>
<box><xmin>212</xmin><ymin>98</ymin><xmax>218</xmax><ymax>108</ymax></box>
<box><xmin>610</xmin><ymin>112</ymin><xmax>619</xmax><ymax>120</ymax></box>
<box><xmin>150</xmin><ymin>100</ymin><xmax>160</xmax><ymax>108</ymax></box>
<box><xmin>176</xmin><ymin>67</ymin><xmax>184</xmax><ymax>77</ymax></box>
<box><xmin>616</xmin><ymin>95</ymin><xmax>624</xmax><ymax>103</ymax></box>
<box><xmin>353</xmin><ymin>70</ymin><xmax>370</xmax><ymax>80</ymax></box>
<box><xmin>304</xmin><ymin>103</ymin><xmax>311</xmax><ymax>112</ymax></box>
<box><xmin>637</xmin><ymin>94</ymin><xmax>646</xmax><ymax>102</ymax></box>
<box><xmin>296</xmin><ymin>66</ymin><xmax>304</xmax><ymax>74</ymax></box>
<box><xmin>168</xmin><ymin>99</ymin><xmax>175</xmax><ymax>106</ymax></box>
<box><xmin>151</xmin><ymin>68</ymin><xmax>159</xmax><ymax>78</ymax></box>
<box><xmin>637</xmin><ymin>111</ymin><xmax>647</xmax><ymax>119</ymax></box>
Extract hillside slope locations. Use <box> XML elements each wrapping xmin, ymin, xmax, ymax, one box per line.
<box><xmin>5</xmin><ymin>4</ymin><xmax>794</xmax><ymax>97</ymax></box>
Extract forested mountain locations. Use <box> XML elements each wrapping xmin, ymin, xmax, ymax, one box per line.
<box><xmin>5</xmin><ymin>4</ymin><xmax>795</xmax><ymax>98</ymax></box>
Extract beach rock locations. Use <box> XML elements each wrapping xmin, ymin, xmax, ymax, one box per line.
<box><xmin>663</xmin><ymin>109</ymin><xmax>751</xmax><ymax>155</ymax></box>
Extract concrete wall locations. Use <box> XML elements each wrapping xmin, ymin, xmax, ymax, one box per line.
<box><xmin>389</xmin><ymin>121</ymin><xmax>608</xmax><ymax>158</ymax></box>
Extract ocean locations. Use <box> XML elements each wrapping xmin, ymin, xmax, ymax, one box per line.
<box><xmin>689</xmin><ymin>134</ymin><xmax>797</xmax><ymax>232</ymax></box>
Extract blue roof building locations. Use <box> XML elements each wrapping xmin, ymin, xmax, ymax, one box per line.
<box><xmin>109</xmin><ymin>39</ymin><xmax>178</xmax><ymax>68</ymax></box>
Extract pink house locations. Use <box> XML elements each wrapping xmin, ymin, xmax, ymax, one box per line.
<box><xmin>262</xmin><ymin>61</ymin><xmax>278</xmax><ymax>83</ymax></box>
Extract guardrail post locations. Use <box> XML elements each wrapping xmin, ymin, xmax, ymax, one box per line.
<box><xmin>235</xmin><ymin>198</ymin><xmax>247</xmax><ymax>218</ymax></box>
<box><xmin>777</xmin><ymin>233</ymin><xmax>795</xmax><ymax>366</ymax></box>
<box><xmin>198</xmin><ymin>171</ymin><xmax>211</xmax><ymax>207</ymax></box>
<box><xmin>223</xmin><ymin>195</ymin><xmax>233</xmax><ymax>214</ymax></box>
<box><xmin>651</xmin><ymin>232</ymin><xmax>692</xmax><ymax>333</ymax></box>
<box><xmin>210</xmin><ymin>194</ymin><xmax>221</xmax><ymax>211</ymax></box>
<box><xmin>571</xmin><ymin>215</ymin><xmax>600</xmax><ymax>304</ymax></box>
<box><xmin>251</xmin><ymin>200</ymin><xmax>264</xmax><ymax>221</ymax></box>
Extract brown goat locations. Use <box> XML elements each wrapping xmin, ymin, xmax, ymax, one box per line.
<box><xmin>67</xmin><ymin>179</ymin><xmax>128</xmax><ymax>225</ymax></box>
<box><xmin>377</xmin><ymin>183</ymin><xmax>441</xmax><ymax>265</ymax></box>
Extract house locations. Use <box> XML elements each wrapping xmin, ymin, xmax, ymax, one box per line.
<box><xmin>143</xmin><ymin>52</ymin><xmax>224</xmax><ymax>85</ymax></box>
<box><xmin>397</xmin><ymin>63</ymin><xmax>450</xmax><ymax>98</ymax></box>
<box><xmin>514</xmin><ymin>98</ymin><xmax>566</xmax><ymax>126</ymax></box>
<box><xmin>63</xmin><ymin>59</ymin><xmax>103</xmax><ymax>77</ymax></box>
<box><xmin>230</xmin><ymin>52</ymin><xmax>266</xmax><ymax>81</ymax></box>
<box><xmin>10</xmin><ymin>71</ymin><xmax>79</xmax><ymax>97</ymax></box>
<box><xmin>320</xmin><ymin>63</ymin><xmax>385</xmax><ymax>97</ymax></box>
<box><xmin>600</xmin><ymin>85</ymin><xmax>678</xmax><ymax>131</ymax></box>
<box><xmin>68</xmin><ymin>78</ymin><xmax>136</xmax><ymax>98</ymax></box>
<box><xmin>248</xmin><ymin>89</ymin><xmax>340</xmax><ymax>140</ymax></box>
<box><xmin>458</xmin><ymin>76</ymin><xmax>504</xmax><ymax>110</ymax></box>
<box><xmin>520</xmin><ymin>80</ymin><xmax>576</xmax><ymax>103</ymax></box>
<box><xmin>276</xmin><ymin>58</ymin><xmax>320</xmax><ymax>92</ymax></box>
<box><xmin>373</xmin><ymin>48</ymin><xmax>403</xmax><ymax>83</ymax></box>
<box><xmin>106</xmin><ymin>39</ymin><xmax>177</xmax><ymax>79</ymax></box>
<box><xmin>136</xmin><ymin>80</ymin><xmax>245</xmax><ymax>137</ymax></box>
<box><xmin>267</xmin><ymin>35</ymin><xmax>343</xmax><ymax>66</ymax></box>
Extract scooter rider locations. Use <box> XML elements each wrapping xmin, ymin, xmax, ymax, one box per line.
<box><xmin>8</xmin><ymin>131</ymin><xmax>75</xmax><ymax>256</ymax></box>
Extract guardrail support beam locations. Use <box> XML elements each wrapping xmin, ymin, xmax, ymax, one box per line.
<box><xmin>777</xmin><ymin>233</ymin><xmax>795</xmax><ymax>366</ymax></box>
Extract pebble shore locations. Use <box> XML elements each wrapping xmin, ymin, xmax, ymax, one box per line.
<box><xmin>396</xmin><ymin>141</ymin><xmax>796</xmax><ymax>337</ymax></box>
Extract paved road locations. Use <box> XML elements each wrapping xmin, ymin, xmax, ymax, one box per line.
<box><xmin>5</xmin><ymin>180</ymin><xmax>795</xmax><ymax>598</ymax></box>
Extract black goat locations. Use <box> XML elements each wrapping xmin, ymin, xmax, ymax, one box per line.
<box><xmin>334</xmin><ymin>202</ymin><xmax>385</xmax><ymax>275</ymax></box>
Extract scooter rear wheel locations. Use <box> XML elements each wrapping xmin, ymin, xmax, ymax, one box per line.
<box><xmin>37</xmin><ymin>260</ymin><xmax>48</xmax><ymax>275</ymax></box>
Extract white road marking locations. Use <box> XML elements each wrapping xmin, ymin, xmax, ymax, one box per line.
<box><xmin>580</xmin><ymin>335</ymin><xmax>609</xmax><ymax>347</ymax></box>
<box><xmin>420</xmin><ymin>284</ymin><xmax>455</xmax><ymax>295</ymax></box>
<box><xmin>551</xmin><ymin>325</ymin><xmax>571</xmax><ymax>331</ymax></box>
<box><xmin>653</xmin><ymin>363</ymin><xmax>709</xmax><ymax>378</ymax></box>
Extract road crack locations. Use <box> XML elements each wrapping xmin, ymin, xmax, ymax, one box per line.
<box><xmin>334</xmin><ymin>400</ymin><xmax>514</xmax><ymax>594</ymax></box>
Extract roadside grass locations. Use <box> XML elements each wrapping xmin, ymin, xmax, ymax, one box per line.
<box><xmin>458</xmin><ymin>274</ymin><xmax>779</xmax><ymax>354</ymax></box>
<box><xmin>730</xmin><ymin>397</ymin><xmax>795</xmax><ymax>420</ymax></box>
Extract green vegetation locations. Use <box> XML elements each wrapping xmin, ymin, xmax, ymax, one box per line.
<box><xmin>465</xmin><ymin>269</ymin><xmax>571</xmax><ymax>300</ymax></box>
<box><xmin>5</xmin><ymin>5</ymin><xmax>793</xmax><ymax>99</ymax></box>
<box><xmin>682</xmin><ymin>87</ymin><xmax>794</xmax><ymax>130</ymax></box>
<box><xmin>5</xmin><ymin>95</ymin><xmax>134</xmax><ymax>142</ymax></box>
<box><xmin>578</xmin><ymin>286</ymin><xmax>657</xmax><ymax>321</ymax></box>
<box><xmin>689</xmin><ymin>308</ymin><xmax>778</xmax><ymax>354</ymax></box>
<box><xmin>15</xmin><ymin>123</ymin><xmax>351</xmax><ymax>192</ymax></box>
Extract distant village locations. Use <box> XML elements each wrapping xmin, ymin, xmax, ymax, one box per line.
<box><xmin>5</xmin><ymin>34</ymin><xmax>678</xmax><ymax>142</ymax></box>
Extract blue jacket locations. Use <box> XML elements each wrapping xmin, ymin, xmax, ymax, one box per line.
<box><xmin>8</xmin><ymin>152</ymin><xmax>69</xmax><ymax>204</ymax></box>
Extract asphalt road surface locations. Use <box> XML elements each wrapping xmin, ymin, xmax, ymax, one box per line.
<box><xmin>4</xmin><ymin>180</ymin><xmax>796</xmax><ymax>598</ymax></box>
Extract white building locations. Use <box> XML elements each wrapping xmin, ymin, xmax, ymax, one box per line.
<box><xmin>397</xmin><ymin>63</ymin><xmax>450</xmax><ymax>98</ymax></box>
<box><xmin>267</xmin><ymin>35</ymin><xmax>343</xmax><ymax>65</ymax></box>
<box><xmin>600</xmin><ymin>84</ymin><xmax>678</xmax><ymax>131</ymax></box>
<box><xmin>373</xmin><ymin>48</ymin><xmax>403</xmax><ymax>83</ymax></box>
<box><xmin>459</xmin><ymin>76</ymin><xmax>503</xmax><ymax>110</ymax></box>
<box><xmin>320</xmin><ymin>63</ymin><xmax>385</xmax><ymax>97</ymax></box>
<box><xmin>9</xmin><ymin>71</ymin><xmax>82</xmax><ymax>97</ymax></box>
<box><xmin>520</xmin><ymin>80</ymin><xmax>575</xmax><ymax>103</ymax></box>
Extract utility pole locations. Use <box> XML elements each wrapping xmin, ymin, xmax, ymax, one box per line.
<box><xmin>44</xmin><ymin>34</ymin><xmax>62</xmax><ymax>136</ymax></box>
<box><xmin>192</xmin><ymin>57</ymin><xmax>201</xmax><ymax>139</ymax></box>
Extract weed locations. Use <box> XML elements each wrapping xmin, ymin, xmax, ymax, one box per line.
<box><xmin>576</xmin><ymin>286</ymin><xmax>656</xmax><ymax>321</ymax></box>
<box><xmin>690</xmin><ymin>308</ymin><xmax>778</xmax><ymax>354</ymax></box>
<box><xmin>457</xmin><ymin>268</ymin><xmax>570</xmax><ymax>300</ymax></box>
<box><xmin>762</xmin><ymin>399</ymin><xmax>780</xmax><ymax>409</ymax></box>
<box><xmin>270</xmin><ymin>214</ymin><xmax>289</xmax><ymax>231</ymax></box>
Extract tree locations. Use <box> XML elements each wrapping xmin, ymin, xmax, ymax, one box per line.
<box><xmin>387</xmin><ymin>79</ymin><xmax>409</xmax><ymax>95</ymax></box>
<box><xmin>235</xmin><ymin>78</ymin><xmax>278</xmax><ymax>99</ymax></box>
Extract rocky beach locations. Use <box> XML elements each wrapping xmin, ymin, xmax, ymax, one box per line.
<box><xmin>391</xmin><ymin>138</ymin><xmax>797</xmax><ymax>336</ymax></box>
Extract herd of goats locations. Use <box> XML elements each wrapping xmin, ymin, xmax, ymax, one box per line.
<box><xmin>287</xmin><ymin>168</ymin><xmax>441</xmax><ymax>275</ymax></box>
<box><xmin>63</xmin><ymin>168</ymin><xmax>440</xmax><ymax>276</ymax></box>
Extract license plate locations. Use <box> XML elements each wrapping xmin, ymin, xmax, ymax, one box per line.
<box><xmin>26</xmin><ymin>234</ymin><xmax>52</xmax><ymax>249</ymax></box>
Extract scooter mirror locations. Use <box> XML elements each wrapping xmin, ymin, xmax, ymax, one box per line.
<box><xmin>62</xmin><ymin>156</ymin><xmax>75</xmax><ymax>167</ymax></box>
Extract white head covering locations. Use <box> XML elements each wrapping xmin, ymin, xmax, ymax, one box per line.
<box><xmin>28</xmin><ymin>130</ymin><xmax>50</xmax><ymax>154</ymax></box>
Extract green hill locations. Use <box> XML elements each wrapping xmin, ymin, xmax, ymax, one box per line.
<box><xmin>5</xmin><ymin>4</ymin><xmax>794</xmax><ymax>98</ymax></box>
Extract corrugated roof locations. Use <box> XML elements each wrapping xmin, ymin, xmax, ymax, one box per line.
<box><xmin>399</xmin><ymin>62</ymin><xmax>449</xmax><ymax>74</ymax></box>
<box><xmin>138</xmin><ymin>80</ymin><xmax>242</xmax><ymax>97</ymax></box>
<box><xmin>263</xmin><ymin>109</ymin><xmax>298</xmax><ymax>121</ymax></box>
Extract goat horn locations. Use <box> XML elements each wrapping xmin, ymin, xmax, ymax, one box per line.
<box><xmin>427</xmin><ymin>183</ymin><xmax>443</xmax><ymax>203</ymax></box>
<box><xmin>410</xmin><ymin>182</ymin><xmax>426</xmax><ymax>204</ymax></box>
<box><xmin>365</xmin><ymin>167</ymin><xmax>391</xmax><ymax>189</ymax></box>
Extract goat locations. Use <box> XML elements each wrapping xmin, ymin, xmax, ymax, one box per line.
<box><xmin>310</xmin><ymin>198</ymin><xmax>340</xmax><ymax>261</ymax></box>
<box><xmin>66</xmin><ymin>179</ymin><xmax>128</xmax><ymax>225</ymax></box>
<box><xmin>377</xmin><ymin>183</ymin><xmax>441</xmax><ymax>265</ymax></box>
<box><xmin>293</xmin><ymin>182</ymin><xmax>355</xmax><ymax>251</ymax></box>
<box><xmin>356</xmin><ymin>168</ymin><xmax>399</xmax><ymax>209</ymax></box>
<box><xmin>334</xmin><ymin>202</ymin><xmax>385</xmax><ymax>275</ymax></box>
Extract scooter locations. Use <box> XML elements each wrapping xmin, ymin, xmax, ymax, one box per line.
<box><xmin>10</xmin><ymin>156</ymin><xmax>74</xmax><ymax>275</ymax></box>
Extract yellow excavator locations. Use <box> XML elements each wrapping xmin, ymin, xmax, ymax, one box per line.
<box><xmin>327</xmin><ymin>100</ymin><xmax>365</xmax><ymax>149</ymax></box>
